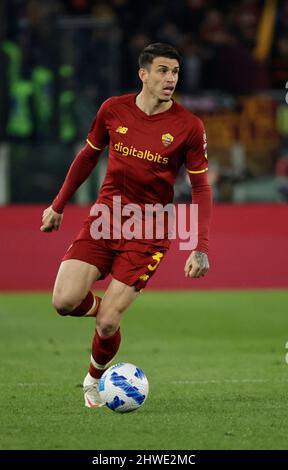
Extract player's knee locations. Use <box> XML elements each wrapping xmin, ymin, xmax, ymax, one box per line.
<box><xmin>96</xmin><ymin>318</ymin><xmax>118</xmax><ymax>337</ymax></box>
<box><xmin>52</xmin><ymin>294</ymin><xmax>76</xmax><ymax>316</ymax></box>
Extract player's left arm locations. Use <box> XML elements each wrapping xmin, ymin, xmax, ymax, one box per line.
<box><xmin>184</xmin><ymin>250</ymin><xmax>209</xmax><ymax>278</ymax></box>
<box><xmin>184</xmin><ymin>118</ymin><xmax>212</xmax><ymax>278</ymax></box>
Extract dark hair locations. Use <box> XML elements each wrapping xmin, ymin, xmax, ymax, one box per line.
<box><xmin>138</xmin><ymin>43</ymin><xmax>182</xmax><ymax>69</ymax></box>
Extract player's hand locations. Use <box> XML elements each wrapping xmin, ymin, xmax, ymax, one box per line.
<box><xmin>184</xmin><ymin>251</ymin><xmax>209</xmax><ymax>278</ymax></box>
<box><xmin>40</xmin><ymin>206</ymin><xmax>63</xmax><ymax>232</ymax></box>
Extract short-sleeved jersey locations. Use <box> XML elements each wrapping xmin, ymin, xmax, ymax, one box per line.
<box><xmin>87</xmin><ymin>93</ymin><xmax>208</xmax><ymax>208</ymax></box>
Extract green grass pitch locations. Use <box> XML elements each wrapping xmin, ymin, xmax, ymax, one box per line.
<box><xmin>0</xmin><ymin>290</ymin><xmax>288</xmax><ymax>450</ymax></box>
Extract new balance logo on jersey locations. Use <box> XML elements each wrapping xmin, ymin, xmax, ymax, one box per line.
<box><xmin>116</xmin><ymin>126</ymin><xmax>128</xmax><ymax>134</ymax></box>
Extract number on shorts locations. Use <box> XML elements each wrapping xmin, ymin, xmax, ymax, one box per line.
<box><xmin>147</xmin><ymin>252</ymin><xmax>164</xmax><ymax>271</ymax></box>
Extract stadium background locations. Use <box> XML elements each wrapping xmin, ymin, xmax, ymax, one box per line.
<box><xmin>1</xmin><ymin>0</ymin><xmax>288</xmax><ymax>452</ymax></box>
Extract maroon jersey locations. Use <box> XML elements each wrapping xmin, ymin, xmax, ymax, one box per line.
<box><xmin>52</xmin><ymin>93</ymin><xmax>211</xmax><ymax>253</ymax></box>
<box><xmin>87</xmin><ymin>93</ymin><xmax>208</xmax><ymax>208</ymax></box>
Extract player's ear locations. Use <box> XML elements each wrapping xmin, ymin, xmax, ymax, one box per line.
<box><xmin>138</xmin><ymin>67</ymin><xmax>148</xmax><ymax>84</ymax></box>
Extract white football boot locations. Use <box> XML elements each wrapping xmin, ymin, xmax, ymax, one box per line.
<box><xmin>83</xmin><ymin>373</ymin><xmax>104</xmax><ymax>408</ymax></box>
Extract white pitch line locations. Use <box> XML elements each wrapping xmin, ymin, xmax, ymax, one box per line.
<box><xmin>171</xmin><ymin>378</ymin><xmax>288</xmax><ymax>385</ymax></box>
<box><xmin>0</xmin><ymin>379</ymin><xmax>287</xmax><ymax>387</ymax></box>
<box><xmin>0</xmin><ymin>383</ymin><xmax>49</xmax><ymax>387</ymax></box>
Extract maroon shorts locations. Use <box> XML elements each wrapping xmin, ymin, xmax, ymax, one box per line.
<box><xmin>62</xmin><ymin>217</ymin><xmax>168</xmax><ymax>291</ymax></box>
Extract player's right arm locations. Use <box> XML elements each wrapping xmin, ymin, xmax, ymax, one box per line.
<box><xmin>40</xmin><ymin>143</ymin><xmax>102</xmax><ymax>232</ymax></box>
<box><xmin>40</xmin><ymin>205</ymin><xmax>63</xmax><ymax>232</ymax></box>
<box><xmin>40</xmin><ymin>98</ymin><xmax>113</xmax><ymax>233</ymax></box>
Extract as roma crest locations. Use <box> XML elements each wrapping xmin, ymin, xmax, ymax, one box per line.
<box><xmin>161</xmin><ymin>133</ymin><xmax>174</xmax><ymax>147</ymax></box>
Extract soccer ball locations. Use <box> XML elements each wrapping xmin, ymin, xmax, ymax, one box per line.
<box><xmin>99</xmin><ymin>362</ymin><xmax>149</xmax><ymax>413</ymax></box>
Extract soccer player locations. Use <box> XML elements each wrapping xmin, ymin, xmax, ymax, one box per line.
<box><xmin>40</xmin><ymin>43</ymin><xmax>212</xmax><ymax>408</ymax></box>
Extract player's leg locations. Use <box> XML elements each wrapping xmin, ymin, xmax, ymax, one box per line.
<box><xmin>93</xmin><ymin>278</ymin><xmax>140</xmax><ymax>368</ymax></box>
<box><xmin>83</xmin><ymin>247</ymin><xmax>167</xmax><ymax>408</ymax></box>
<box><xmin>52</xmin><ymin>259</ymin><xmax>102</xmax><ymax>317</ymax></box>
<box><xmin>83</xmin><ymin>278</ymin><xmax>140</xmax><ymax>408</ymax></box>
<box><xmin>52</xmin><ymin>218</ymin><xmax>115</xmax><ymax>318</ymax></box>
<box><xmin>88</xmin><ymin>248</ymin><xmax>167</xmax><ymax>374</ymax></box>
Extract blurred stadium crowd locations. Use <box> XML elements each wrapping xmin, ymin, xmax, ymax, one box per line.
<box><xmin>2</xmin><ymin>0</ymin><xmax>288</xmax><ymax>92</ymax></box>
<box><xmin>1</xmin><ymin>0</ymin><xmax>288</xmax><ymax>203</ymax></box>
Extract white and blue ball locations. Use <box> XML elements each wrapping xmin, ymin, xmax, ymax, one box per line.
<box><xmin>99</xmin><ymin>362</ymin><xmax>149</xmax><ymax>413</ymax></box>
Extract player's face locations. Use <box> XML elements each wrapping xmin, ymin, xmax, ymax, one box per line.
<box><xmin>141</xmin><ymin>57</ymin><xmax>180</xmax><ymax>102</ymax></box>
